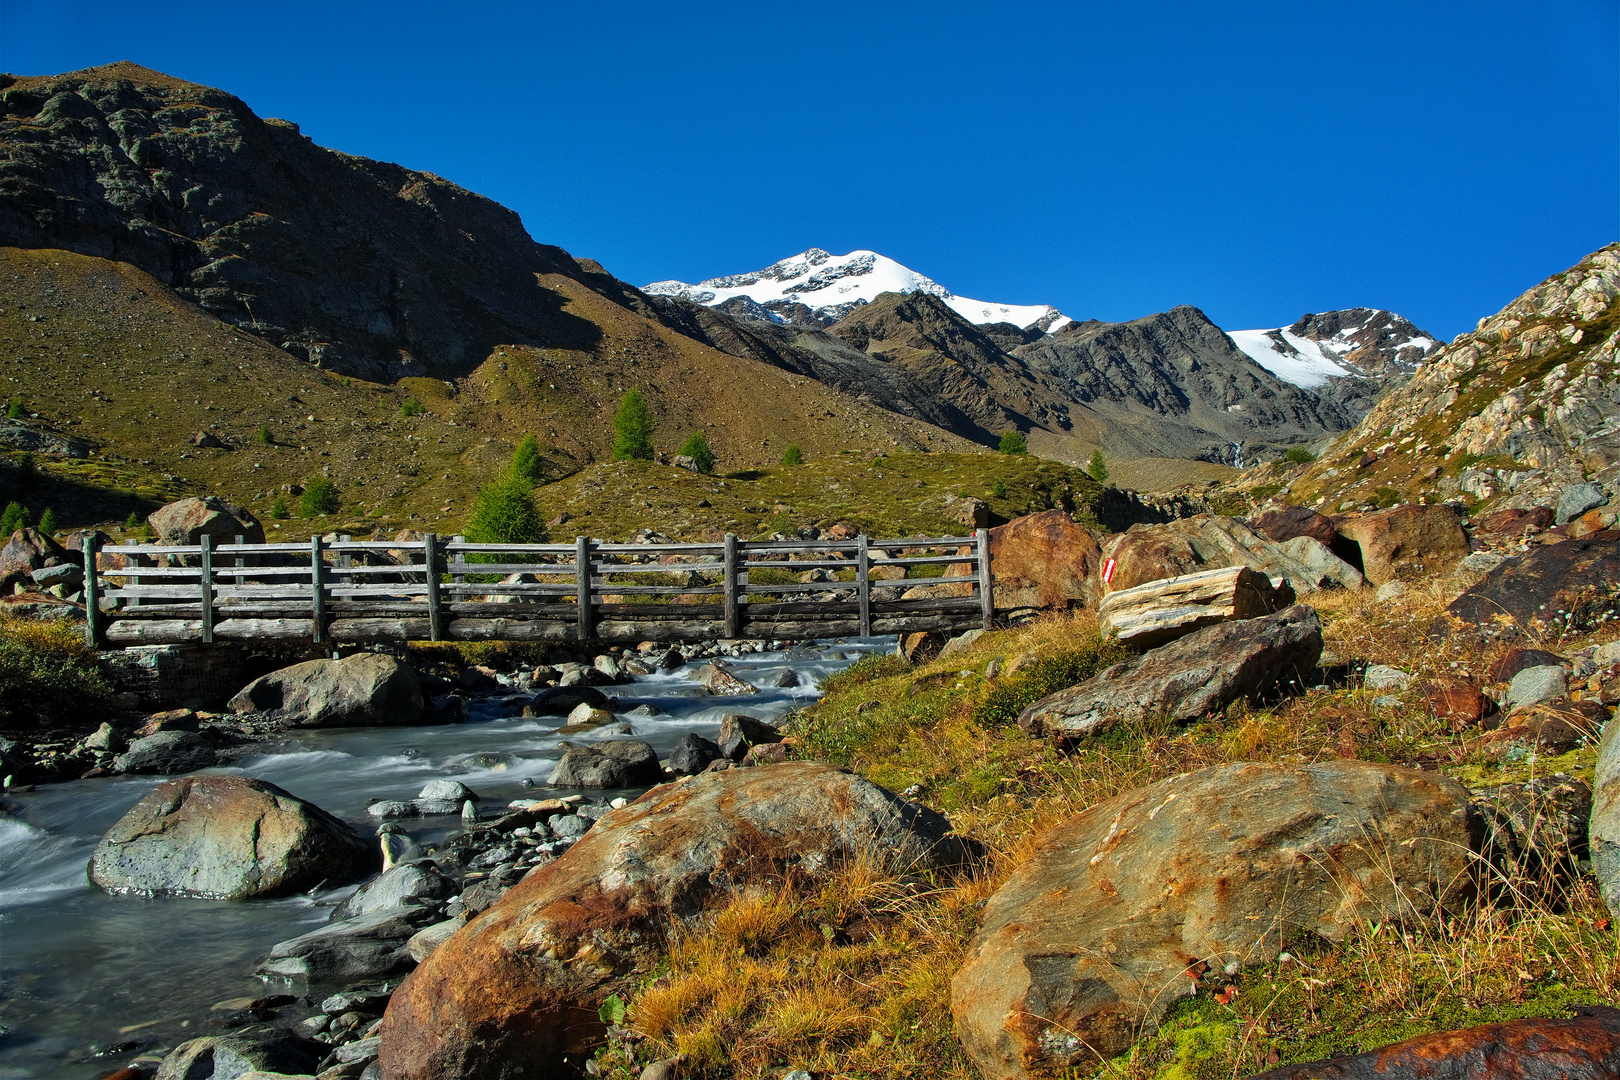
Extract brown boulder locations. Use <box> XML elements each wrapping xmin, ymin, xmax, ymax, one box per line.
<box><xmin>950</xmin><ymin>761</ymin><xmax>1477</xmax><ymax>1077</ymax></box>
<box><xmin>1245</xmin><ymin>1005</ymin><xmax>1620</xmax><ymax>1079</ymax></box>
<box><xmin>1447</xmin><ymin>536</ymin><xmax>1620</xmax><ymax>640</ymax></box>
<box><xmin>983</xmin><ymin>509</ymin><xmax>1101</xmax><ymax>612</ymax></box>
<box><xmin>1097</xmin><ymin>565</ymin><xmax>1287</xmax><ymax>648</ymax></box>
<box><xmin>148</xmin><ymin>496</ymin><xmax>266</xmax><ymax>546</ymax></box>
<box><xmin>0</xmin><ymin>527</ymin><xmax>73</xmax><ymax>592</ymax></box>
<box><xmin>1475</xmin><ymin>505</ymin><xmax>1554</xmax><ymax>539</ymax></box>
<box><xmin>88</xmin><ymin>775</ymin><xmax>375</xmax><ymax>899</ymax></box>
<box><xmin>228</xmin><ymin>653</ymin><xmax>424</xmax><ymax>727</ymax></box>
<box><xmin>1334</xmin><ymin>504</ymin><xmax>1467</xmax><ymax>585</ymax></box>
<box><xmin>1423</xmin><ymin>678</ymin><xmax>1495</xmax><ymax>729</ymax></box>
<box><xmin>1487</xmin><ymin>647</ymin><xmax>1565</xmax><ymax>684</ymax></box>
<box><xmin>1104</xmin><ymin>515</ymin><xmax>1360</xmax><ymax>597</ymax></box>
<box><xmin>376</xmin><ymin>762</ymin><xmax>973</xmax><ymax>1080</ymax></box>
<box><xmin>1250</xmin><ymin>503</ymin><xmax>1337</xmax><ymax>545</ymax></box>
<box><xmin>134</xmin><ymin>709</ymin><xmax>203</xmax><ymax>738</ymax></box>
<box><xmin>1470</xmin><ymin>700</ymin><xmax>1608</xmax><ymax>756</ymax></box>
<box><xmin>1019</xmin><ymin>604</ymin><xmax>1323</xmax><ymax>740</ymax></box>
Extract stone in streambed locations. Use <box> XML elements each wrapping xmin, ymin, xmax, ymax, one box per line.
<box><xmin>692</xmin><ymin>661</ymin><xmax>757</xmax><ymax>696</ymax></box>
<box><xmin>522</xmin><ymin>685</ymin><xmax>610</xmax><ymax>716</ymax></box>
<box><xmin>546</xmin><ymin>740</ymin><xmax>661</xmax><ymax>787</ymax></box>
<box><xmin>229</xmin><ymin>652</ymin><xmax>424</xmax><ymax>728</ymax></box>
<box><xmin>113</xmin><ymin>730</ymin><xmax>217</xmax><ymax>775</ymax></box>
<box><xmin>418</xmin><ymin>780</ymin><xmax>477</xmax><ymax>802</ymax></box>
<box><xmin>667</xmin><ymin>732</ymin><xmax>722</xmax><ymax>775</ymax></box>
<box><xmin>89</xmin><ymin>775</ymin><xmax>375</xmax><ymax>900</ymax></box>
<box><xmin>153</xmin><ymin>1028</ymin><xmax>321</xmax><ymax>1080</ymax></box>
<box><xmin>717</xmin><ymin>714</ymin><xmax>783</xmax><ymax>761</ymax></box>
<box><xmin>334</xmin><ymin>862</ymin><xmax>457</xmax><ymax>921</ymax></box>
<box><xmin>257</xmin><ymin>907</ymin><xmax>432</xmax><ymax>981</ymax></box>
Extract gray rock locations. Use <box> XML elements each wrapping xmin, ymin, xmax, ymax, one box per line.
<box><xmin>1460</xmin><ymin>551</ymin><xmax>1507</xmax><ymax>573</ymax></box>
<box><xmin>625</xmin><ymin>703</ymin><xmax>665</xmax><ymax>717</ymax></box>
<box><xmin>417</xmin><ymin>779</ymin><xmax>476</xmax><ymax>802</ymax></box>
<box><xmin>1557</xmin><ymin>482</ymin><xmax>1609</xmax><ymax>526</ymax></box>
<box><xmin>30</xmin><ymin>562</ymin><xmax>82</xmax><ymax>586</ymax></box>
<box><xmin>149</xmin><ymin>495</ymin><xmax>266</xmax><ymax>547</ymax></box>
<box><xmin>1018</xmin><ymin>605</ymin><xmax>1324</xmax><ymax>740</ymax></box>
<box><xmin>366</xmin><ymin>800</ymin><xmax>419</xmax><ymax>821</ymax></box>
<box><xmin>155</xmin><ymin>1029</ymin><xmax>322</xmax><ymax>1080</ymax></box>
<box><xmin>760</xmin><ymin>668</ymin><xmax>801</xmax><ymax>689</ymax></box>
<box><xmin>320</xmin><ymin>990</ymin><xmax>392</xmax><ymax>1015</ymax></box>
<box><xmin>563</xmin><ymin>702</ymin><xmax>615</xmax><ymax>728</ymax></box>
<box><xmin>412</xmin><ymin>798</ymin><xmax>462</xmax><ymax>816</ymax></box>
<box><xmin>693</xmin><ymin>661</ymin><xmax>758</xmax><ymax>696</ymax></box>
<box><xmin>1363</xmin><ymin>664</ymin><xmax>1413</xmax><ymax>691</ymax></box>
<box><xmin>114</xmin><ymin>730</ymin><xmax>217</xmax><ymax>775</ymax></box>
<box><xmin>89</xmin><ymin>775</ymin><xmax>374</xmax><ymax>900</ymax></box>
<box><xmin>547</xmin><ymin>740</ymin><xmax>661</xmax><ymax>787</ymax></box>
<box><xmin>548</xmin><ymin>813</ymin><xmax>589</xmax><ymax>838</ymax></box>
<box><xmin>717</xmin><ymin>714</ymin><xmax>784</xmax><ymax>761</ymax></box>
<box><xmin>335</xmin><ymin>1035</ymin><xmax>383</xmax><ymax>1065</ymax></box>
<box><xmin>228</xmin><ymin>653</ymin><xmax>424</xmax><ymax>728</ymax></box>
<box><xmin>1375</xmin><ymin>580</ymin><xmax>1408</xmax><ymax>603</ymax></box>
<box><xmin>669</xmin><ymin>732</ymin><xmax>722</xmax><ymax>775</ymax></box>
<box><xmin>593</xmin><ymin>655</ymin><xmax>622</xmax><ymax>680</ymax></box>
<box><xmin>1593</xmin><ymin>720</ymin><xmax>1620</xmax><ymax>917</ymax></box>
<box><xmin>257</xmin><ymin>907</ymin><xmax>430</xmax><ymax>981</ymax></box>
<box><xmin>937</xmin><ymin>629</ymin><xmax>988</xmax><ymax>662</ymax></box>
<box><xmin>407</xmin><ymin>918</ymin><xmax>462</xmax><ymax>962</ymax></box>
<box><xmin>523</xmin><ymin>685</ymin><xmax>610</xmax><ymax>716</ymax></box>
<box><xmin>83</xmin><ymin>722</ymin><xmax>122</xmax><ymax>753</ymax></box>
<box><xmin>333</xmin><ymin>862</ymin><xmax>457</xmax><ymax>921</ymax></box>
<box><xmin>1503</xmin><ymin>665</ymin><xmax>1568</xmax><ymax>710</ymax></box>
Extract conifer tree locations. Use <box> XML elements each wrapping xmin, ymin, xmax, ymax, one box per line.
<box><xmin>611</xmin><ymin>390</ymin><xmax>654</xmax><ymax>461</ymax></box>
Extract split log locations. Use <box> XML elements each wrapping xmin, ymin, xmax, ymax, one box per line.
<box><xmin>1097</xmin><ymin>565</ymin><xmax>1288</xmax><ymax>648</ymax></box>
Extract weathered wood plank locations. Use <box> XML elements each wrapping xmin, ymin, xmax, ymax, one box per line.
<box><xmin>329</xmin><ymin>618</ymin><xmax>435</xmax><ymax>641</ymax></box>
<box><xmin>105</xmin><ymin>619</ymin><xmax>204</xmax><ymax>643</ymax></box>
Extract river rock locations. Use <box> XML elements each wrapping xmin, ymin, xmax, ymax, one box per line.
<box><xmin>1018</xmin><ymin>604</ymin><xmax>1323</xmax><ymax>739</ymax></box>
<box><xmin>982</xmin><ymin>509</ymin><xmax>1103</xmax><ymax>612</ymax></box>
<box><xmin>154</xmin><ymin>1029</ymin><xmax>322</xmax><ymax>1080</ymax></box>
<box><xmin>523</xmin><ymin>685</ymin><xmax>610</xmax><ymax>716</ymax></box>
<box><xmin>257</xmin><ymin>906</ymin><xmax>431</xmax><ymax>981</ymax></box>
<box><xmin>667</xmin><ymin>732</ymin><xmax>721</xmax><ymax>775</ymax></box>
<box><xmin>1245</xmin><ymin>1005</ymin><xmax>1620</xmax><ymax>1079</ymax></box>
<box><xmin>692</xmin><ymin>661</ymin><xmax>757</xmax><ymax>695</ymax></box>
<box><xmin>1445</xmin><ymin>535</ymin><xmax>1620</xmax><ymax>640</ymax></box>
<box><xmin>228</xmin><ymin>653</ymin><xmax>424</xmax><ymax>727</ymax></box>
<box><xmin>148</xmin><ymin>495</ymin><xmax>266</xmax><ymax>546</ymax></box>
<box><xmin>1249</xmin><ymin>503</ymin><xmax>1338</xmax><ymax>545</ymax></box>
<box><xmin>377</xmin><ymin>762</ymin><xmax>973</xmax><ymax>1080</ymax></box>
<box><xmin>1592</xmin><ymin>718</ymin><xmax>1620</xmax><ymax>917</ymax></box>
<box><xmin>949</xmin><ymin>760</ymin><xmax>1476</xmax><ymax>1076</ymax></box>
<box><xmin>418</xmin><ymin>780</ymin><xmax>476</xmax><ymax>802</ymax></box>
<box><xmin>1334</xmin><ymin>504</ymin><xmax>1468</xmax><ymax>585</ymax></box>
<box><xmin>113</xmin><ymin>730</ymin><xmax>218</xmax><ymax>775</ymax></box>
<box><xmin>89</xmin><ymin>776</ymin><xmax>374</xmax><ymax>899</ymax></box>
<box><xmin>717</xmin><ymin>713</ymin><xmax>783</xmax><ymax>761</ymax></box>
<box><xmin>547</xmin><ymin>740</ymin><xmax>661</xmax><ymax>787</ymax></box>
<box><xmin>334</xmin><ymin>862</ymin><xmax>458</xmax><ymax>921</ymax></box>
<box><xmin>0</xmin><ymin>526</ymin><xmax>72</xmax><ymax>593</ymax></box>
<box><xmin>407</xmin><ymin>918</ymin><xmax>462</xmax><ymax>962</ymax></box>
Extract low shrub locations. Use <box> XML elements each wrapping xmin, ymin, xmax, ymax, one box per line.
<box><xmin>300</xmin><ymin>476</ymin><xmax>340</xmax><ymax>517</ymax></box>
<box><xmin>970</xmin><ymin>635</ymin><xmax>1131</xmax><ymax>727</ymax></box>
<box><xmin>0</xmin><ymin>615</ymin><xmax>113</xmax><ymax>730</ymax></box>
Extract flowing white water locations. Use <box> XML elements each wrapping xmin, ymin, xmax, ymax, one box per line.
<box><xmin>0</xmin><ymin>639</ymin><xmax>886</xmax><ymax>1078</ymax></box>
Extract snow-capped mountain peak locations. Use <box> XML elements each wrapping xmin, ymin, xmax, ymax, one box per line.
<box><xmin>644</xmin><ymin>248</ymin><xmax>1073</xmax><ymax>334</ymax></box>
<box><xmin>1227</xmin><ymin>308</ymin><xmax>1438</xmax><ymax>388</ymax></box>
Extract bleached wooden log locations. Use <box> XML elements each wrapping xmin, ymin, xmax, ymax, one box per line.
<box><xmin>1098</xmin><ymin>565</ymin><xmax>1284</xmax><ymax>648</ymax></box>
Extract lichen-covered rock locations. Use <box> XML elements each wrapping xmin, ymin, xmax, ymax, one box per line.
<box><xmin>983</xmin><ymin>509</ymin><xmax>1103</xmax><ymax>612</ymax></box>
<box><xmin>377</xmin><ymin>762</ymin><xmax>973</xmax><ymax>1080</ymax></box>
<box><xmin>1590</xmin><ymin>718</ymin><xmax>1620</xmax><ymax>918</ymax></box>
<box><xmin>154</xmin><ymin>1029</ymin><xmax>323</xmax><ymax>1080</ymax></box>
<box><xmin>1447</xmin><ymin>537</ymin><xmax>1620</xmax><ymax>641</ymax></box>
<box><xmin>1103</xmin><ymin>515</ymin><xmax>1359</xmax><ymax>596</ymax></box>
<box><xmin>88</xmin><ymin>775</ymin><xmax>375</xmax><ymax>899</ymax></box>
<box><xmin>228</xmin><ymin>652</ymin><xmax>423</xmax><ymax>727</ymax></box>
<box><xmin>950</xmin><ymin>761</ymin><xmax>1477</xmax><ymax>1078</ymax></box>
<box><xmin>112</xmin><ymin>730</ymin><xmax>218</xmax><ymax>775</ymax></box>
<box><xmin>0</xmin><ymin>526</ymin><xmax>72</xmax><ymax>593</ymax></box>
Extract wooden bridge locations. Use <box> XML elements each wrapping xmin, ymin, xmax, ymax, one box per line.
<box><xmin>81</xmin><ymin>532</ymin><xmax>994</xmax><ymax>647</ymax></box>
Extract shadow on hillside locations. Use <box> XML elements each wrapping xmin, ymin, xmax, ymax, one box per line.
<box><xmin>1</xmin><ymin>463</ymin><xmax>164</xmax><ymax>531</ymax></box>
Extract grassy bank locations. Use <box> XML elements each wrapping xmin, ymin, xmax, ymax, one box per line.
<box><xmin>594</xmin><ymin>586</ymin><xmax>1619</xmax><ymax>1079</ymax></box>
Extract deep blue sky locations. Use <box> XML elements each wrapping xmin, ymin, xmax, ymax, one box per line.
<box><xmin>3</xmin><ymin>1</ymin><xmax>1615</xmax><ymax>340</ymax></box>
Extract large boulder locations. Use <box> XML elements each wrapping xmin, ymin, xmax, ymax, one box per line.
<box><xmin>1446</xmin><ymin>535</ymin><xmax>1620</xmax><ymax>641</ymax></box>
<box><xmin>0</xmin><ymin>526</ymin><xmax>73</xmax><ymax>593</ymax></box>
<box><xmin>1334</xmin><ymin>504</ymin><xmax>1468</xmax><ymax>585</ymax></box>
<box><xmin>88</xmin><ymin>775</ymin><xmax>376</xmax><ymax>899</ymax></box>
<box><xmin>1103</xmin><ymin>515</ymin><xmax>1360</xmax><ymax>597</ymax></box>
<box><xmin>229</xmin><ymin>652</ymin><xmax>424</xmax><ymax>727</ymax></box>
<box><xmin>377</xmin><ymin>762</ymin><xmax>973</xmax><ymax>1080</ymax></box>
<box><xmin>1097</xmin><ymin>564</ymin><xmax>1287</xmax><ymax>648</ymax></box>
<box><xmin>984</xmin><ymin>509</ymin><xmax>1102</xmax><ymax>612</ymax></box>
<box><xmin>1249</xmin><ymin>503</ymin><xmax>1338</xmax><ymax>545</ymax></box>
<box><xmin>148</xmin><ymin>495</ymin><xmax>266</xmax><ymax>546</ymax></box>
<box><xmin>155</xmin><ymin>1029</ymin><xmax>323</xmax><ymax>1080</ymax></box>
<box><xmin>113</xmin><ymin>730</ymin><xmax>218</xmax><ymax>775</ymax></box>
<box><xmin>546</xmin><ymin>740</ymin><xmax>661</xmax><ymax>787</ymax></box>
<box><xmin>1019</xmin><ymin>604</ymin><xmax>1323</xmax><ymax>739</ymax></box>
<box><xmin>1246</xmin><ymin>1006</ymin><xmax>1620</xmax><ymax>1079</ymax></box>
<box><xmin>1591</xmin><ymin>717</ymin><xmax>1620</xmax><ymax>917</ymax></box>
<box><xmin>950</xmin><ymin>761</ymin><xmax>1477</xmax><ymax>1077</ymax></box>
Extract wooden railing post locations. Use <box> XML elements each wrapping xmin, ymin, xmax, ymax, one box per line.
<box><xmin>856</xmin><ymin>533</ymin><xmax>871</xmax><ymax>637</ymax></box>
<box><xmin>124</xmin><ymin>538</ymin><xmax>140</xmax><ymax>608</ymax></box>
<box><xmin>198</xmin><ymin>534</ymin><xmax>214</xmax><ymax>643</ymax></box>
<box><xmin>451</xmin><ymin>536</ymin><xmax>466</xmax><ymax>592</ymax></box>
<box><xmin>976</xmin><ymin>528</ymin><xmax>994</xmax><ymax>631</ymax></box>
<box><xmin>722</xmin><ymin>533</ymin><xmax>739</xmax><ymax>639</ymax></box>
<box><xmin>82</xmin><ymin>533</ymin><xmax>101</xmax><ymax>648</ymax></box>
<box><xmin>233</xmin><ymin>534</ymin><xmax>246</xmax><ymax>588</ymax></box>
<box><xmin>424</xmin><ymin>533</ymin><xmax>444</xmax><ymax>641</ymax></box>
<box><xmin>310</xmin><ymin>534</ymin><xmax>326</xmax><ymax>644</ymax></box>
<box><xmin>575</xmin><ymin>536</ymin><xmax>593</xmax><ymax>642</ymax></box>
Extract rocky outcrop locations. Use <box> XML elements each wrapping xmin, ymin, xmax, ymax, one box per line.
<box><xmin>1445</xmin><ymin>535</ymin><xmax>1620</xmax><ymax>640</ymax></box>
<box><xmin>228</xmin><ymin>652</ymin><xmax>424</xmax><ymax>727</ymax></box>
<box><xmin>88</xmin><ymin>775</ymin><xmax>375</xmax><ymax>899</ymax></box>
<box><xmin>1019</xmin><ymin>605</ymin><xmax>1324</xmax><ymax>739</ymax></box>
<box><xmin>377</xmin><ymin>762</ymin><xmax>973</xmax><ymax>1080</ymax></box>
<box><xmin>1103</xmin><ymin>515</ymin><xmax>1362</xmax><ymax>596</ymax></box>
<box><xmin>1245</xmin><ymin>1006</ymin><xmax>1620</xmax><ymax>1079</ymax></box>
<box><xmin>950</xmin><ymin>761</ymin><xmax>1477</xmax><ymax>1077</ymax></box>
<box><xmin>147</xmin><ymin>496</ymin><xmax>265</xmax><ymax>546</ymax></box>
<box><xmin>984</xmin><ymin>509</ymin><xmax>1102</xmax><ymax>613</ymax></box>
<box><xmin>1333</xmin><ymin>504</ymin><xmax>1467</xmax><ymax>585</ymax></box>
<box><xmin>0</xmin><ymin>526</ymin><xmax>73</xmax><ymax>593</ymax></box>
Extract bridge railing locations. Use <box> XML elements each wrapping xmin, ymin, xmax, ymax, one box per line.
<box><xmin>83</xmin><ymin>531</ymin><xmax>993</xmax><ymax>646</ymax></box>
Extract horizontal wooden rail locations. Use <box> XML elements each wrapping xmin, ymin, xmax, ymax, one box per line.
<box><xmin>85</xmin><ymin>530</ymin><xmax>994</xmax><ymax>647</ymax></box>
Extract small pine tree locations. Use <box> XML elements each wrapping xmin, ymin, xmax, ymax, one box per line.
<box><xmin>37</xmin><ymin>508</ymin><xmax>56</xmax><ymax>535</ymax></box>
<box><xmin>256</xmin><ymin>425</ymin><xmax>272</xmax><ymax>445</ymax></box>
<box><xmin>270</xmin><ymin>496</ymin><xmax>290</xmax><ymax>520</ymax></box>
<box><xmin>781</xmin><ymin>444</ymin><xmax>803</xmax><ymax>467</ymax></box>
<box><xmin>1</xmin><ymin>502</ymin><xmax>30</xmax><ymax>535</ymax></box>
<box><xmin>6</xmin><ymin>399</ymin><xmax>22</xmax><ymax>420</ymax></box>
<box><xmin>1087</xmin><ymin>449</ymin><xmax>1109</xmax><ymax>484</ymax></box>
<box><xmin>400</xmin><ymin>397</ymin><xmax>424</xmax><ymax>418</ymax></box>
<box><xmin>509</xmin><ymin>434</ymin><xmax>544</xmax><ymax>484</ymax></box>
<box><xmin>466</xmin><ymin>475</ymin><xmax>547</xmax><ymax>546</ymax></box>
<box><xmin>991</xmin><ymin>477</ymin><xmax>1008</xmax><ymax>499</ymax></box>
<box><xmin>124</xmin><ymin>510</ymin><xmax>141</xmax><ymax>529</ymax></box>
<box><xmin>999</xmin><ymin>430</ymin><xmax>1027</xmax><ymax>455</ymax></box>
<box><xmin>677</xmin><ymin>432</ymin><xmax>715</xmax><ymax>474</ymax></box>
<box><xmin>611</xmin><ymin>389</ymin><xmax>654</xmax><ymax>461</ymax></box>
<box><xmin>300</xmin><ymin>476</ymin><xmax>340</xmax><ymax>517</ymax></box>
<box><xmin>1284</xmin><ymin>447</ymin><xmax>1317</xmax><ymax>464</ymax></box>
